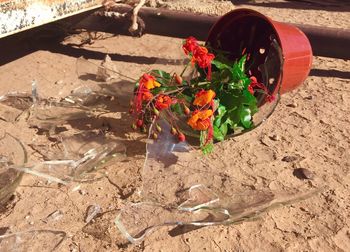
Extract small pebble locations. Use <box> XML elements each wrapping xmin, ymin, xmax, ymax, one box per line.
<box><xmin>287</xmin><ymin>102</ymin><xmax>298</xmax><ymax>108</ymax></box>
<box><xmin>293</xmin><ymin>168</ymin><xmax>315</xmax><ymax>180</ymax></box>
<box><xmin>79</xmin><ymin>189</ymin><xmax>87</xmax><ymax>195</ymax></box>
<box><xmin>270</xmin><ymin>134</ymin><xmax>280</xmax><ymax>141</ymax></box>
<box><xmin>29</xmin><ymin>221</ymin><xmax>34</xmax><ymax>225</ymax></box>
<box><xmin>304</xmin><ymin>95</ymin><xmax>313</xmax><ymax>100</ymax></box>
<box><xmin>54</xmin><ymin>80</ymin><xmax>63</xmax><ymax>85</ymax></box>
<box><xmin>282</xmin><ymin>156</ymin><xmax>298</xmax><ymax>162</ymax></box>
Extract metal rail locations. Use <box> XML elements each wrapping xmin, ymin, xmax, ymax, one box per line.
<box><xmin>77</xmin><ymin>5</ymin><xmax>350</xmax><ymax>59</ymax></box>
<box><xmin>1</xmin><ymin>2</ymin><xmax>349</xmax><ymax>59</ymax></box>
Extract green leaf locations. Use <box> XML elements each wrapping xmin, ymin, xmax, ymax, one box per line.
<box><xmin>212</xmin><ymin>59</ymin><xmax>230</xmax><ymax>70</ymax></box>
<box><xmin>230</xmin><ymin>55</ymin><xmax>248</xmax><ymax>82</ymax></box>
<box><xmin>176</xmin><ymin>93</ymin><xmax>192</xmax><ymax>103</ymax></box>
<box><xmin>240</xmin><ymin>107</ymin><xmax>252</xmax><ymax>128</ymax></box>
<box><xmin>202</xmin><ymin>143</ymin><xmax>214</xmax><ymax>154</ymax></box>
<box><xmin>150</xmin><ymin>69</ymin><xmax>171</xmax><ymax>80</ymax></box>
<box><xmin>214</xmin><ymin>105</ymin><xmax>227</xmax><ymax>127</ymax></box>
<box><xmin>237</xmin><ymin>55</ymin><xmax>247</xmax><ymax>73</ymax></box>
<box><xmin>213</xmin><ymin>125</ymin><xmax>224</xmax><ymax>141</ymax></box>
<box><xmin>228</xmin><ymin>81</ymin><xmax>244</xmax><ymax>90</ymax></box>
<box><xmin>219</xmin><ymin>121</ymin><xmax>228</xmax><ymax>136</ymax></box>
<box><xmin>171</xmin><ymin>103</ymin><xmax>183</xmax><ymax>115</ymax></box>
<box><xmin>150</xmin><ymin>70</ymin><xmax>171</xmax><ymax>85</ymax></box>
<box><xmin>151</xmin><ymin>86</ymin><xmax>177</xmax><ymax>94</ymax></box>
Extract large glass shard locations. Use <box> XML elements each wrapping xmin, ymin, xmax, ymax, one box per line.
<box><xmin>116</xmin><ymin>183</ymin><xmax>322</xmax><ymax>244</ymax></box>
<box><xmin>75</xmin><ymin>56</ymin><xmax>136</xmax><ymax>108</ymax></box>
<box><xmin>116</xmin><ymin>119</ymin><xmax>322</xmax><ymax>243</ymax></box>
<box><xmin>27</xmin><ymin>98</ymin><xmax>94</xmax><ymax>131</ymax></box>
<box><xmin>17</xmin><ymin>131</ymin><xmax>126</xmax><ymax>185</ymax></box>
<box><xmin>0</xmin><ymin>230</ymin><xmax>66</xmax><ymax>252</ymax></box>
<box><xmin>0</xmin><ymin>134</ymin><xmax>26</xmax><ymax>206</ymax></box>
<box><xmin>76</xmin><ymin>55</ymin><xmax>136</xmax><ymax>84</ymax></box>
<box><xmin>0</xmin><ymin>92</ymin><xmax>33</xmax><ymax>122</ymax></box>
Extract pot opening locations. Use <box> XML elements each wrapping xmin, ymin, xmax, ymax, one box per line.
<box><xmin>207</xmin><ymin>14</ymin><xmax>283</xmax><ymax>102</ymax></box>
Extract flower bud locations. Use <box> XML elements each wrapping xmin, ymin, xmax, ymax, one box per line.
<box><xmin>178</xmin><ymin>132</ymin><xmax>186</xmax><ymax>142</ymax></box>
<box><xmin>175</xmin><ymin>74</ymin><xmax>183</xmax><ymax>85</ymax></box>
<box><xmin>153</xmin><ymin>107</ymin><xmax>160</xmax><ymax>117</ymax></box>
<box><xmin>131</xmin><ymin>123</ymin><xmax>137</xmax><ymax>130</ymax></box>
<box><xmin>183</xmin><ymin>105</ymin><xmax>190</xmax><ymax>115</ymax></box>
<box><xmin>156</xmin><ymin>124</ymin><xmax>162</xmax><ymax>133</ymax></box>
<box><xmin>170</xmin><ymin>127</ymin><xmax>177</xmax><ymax>135</ymax></box>
<box><xmin>141</xmin><ymin>125</ymin><xmax>147</xmax><ymax>133</ymax></box>
<box><xmin>136</xmin><ymin>119</ymin><xmax>143</xmax><ymax>128</ymax></box>
<box><xmin>129</xmin><ymin>108</ymin><xmax>134</xmax><ymax>114</ymax></box>
<box><xmin>152</xmin><ymin>132</ymin><xmax>158</xmax><ymax>139</ymax></box>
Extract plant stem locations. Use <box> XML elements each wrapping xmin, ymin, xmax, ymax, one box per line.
<box><xmin>180</xmin><ymin>61</ymin><xmax>191</xmax><ymax>77</ymax></box>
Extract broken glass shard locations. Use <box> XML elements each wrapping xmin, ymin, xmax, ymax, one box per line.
<box><xmin>43</xmin><ymin>210</ymin><xmax>64</xmax><ymax>223</ymax></box>
<box><xmin>0</xmin><ymin>92</ymin><xmax>33</xmax><ymax>122</ymax></box>
<box><xmin>116</xmin><ymin>184</ymin><xmax>322</xmax><ymax>243</ymax></box>
<box><xmin>0</xmin><ymin>230</ymin><xmax>66</xmax><ymax>252</ymax></box>
<box><xmin>17</xmin><ymin>131</ymin><xmax>126</xmax><ymax>185</ymax></box>
<box><xmin>0</xmin><ymin>133</ymin><xmax>26</xmax><ymax>205</ymax></box>
<box><xmin>115</xmin><ymin>117</ymin><xmax>322</xmax><ymax>243</ymax></box>
<box><xmin>85</xmin><ymin>204</ymin><xmax>102</xmax><ymax>223</ymax></box>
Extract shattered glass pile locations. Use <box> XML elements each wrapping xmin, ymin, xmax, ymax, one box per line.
<box><xmin>0</xmin><ymin>50</ymin><xmax>321</xmax><ymax>249</ymax></box>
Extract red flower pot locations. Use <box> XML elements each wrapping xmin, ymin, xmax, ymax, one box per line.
<box><xmin>206</xmin><ymin>9</ymin><xmax>313</xmax><ymax>94</ymax></box>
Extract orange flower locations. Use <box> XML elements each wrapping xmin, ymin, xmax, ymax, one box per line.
<box><xmin>193</xmin><ymin>89</ymin><xmax>216</xmax><ymax>107</ymax></box>
<box><xmin>155</xmin><ymin>94</ymin><xmax>172</xmax><ymax>110</ymax></box>
<box><xmin>140</xmin><ymin>73</ymin><xmax>161</xmax><ymax>90</ymax></box>
<box><xmin>187</xmin><ymin>109</ymin><xmax>213</xmax><ymax>131</ymax></box>
<box><xmin>142</xmin><ymin>89</ymin><xmax>153</xmax><ymax>101</ymax></box>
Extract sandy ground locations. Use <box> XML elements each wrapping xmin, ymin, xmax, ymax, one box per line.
<box><xmin>0</xmin><ymin>0</ymin><xmax>349</xmax><ymax>251</ymax></box>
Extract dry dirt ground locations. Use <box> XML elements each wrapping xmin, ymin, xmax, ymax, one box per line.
<box><xmin>0</xmin><ymin>0</ymin><xmax>349</xmax><ymax>251</ymax></box>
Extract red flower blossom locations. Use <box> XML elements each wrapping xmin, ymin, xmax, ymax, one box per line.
<box><xmin>266</xmin><ymin>94</ymin><xmax>276</xmax><ymax>103</ymax></box>
<box><xmin>247</xmin><ymin>76</ymin><xmax>275</xmax><ymax>103</ymax></box>
<box><xmin>182</xmin><ymin>36</ymin><xmax>198</xmax><ymax>55</ymax></box>
<box><xmin>192</xmin><ymin>46</ymin><xmax>215</xmax><ymax>80</ymax></box>
<box><xmin>155</xmin><ymin>94</ymin><xmax>172</xmax><ymax>110</ymax></box>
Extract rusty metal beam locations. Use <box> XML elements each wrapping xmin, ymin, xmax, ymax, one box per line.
<box><xmin>0</xmin><ymin>0</ymin><xmax>104</xmax><ymax>39</ymax></box>
<box><xmin>77</xmin><ymin>5</ymin><xmax>350</xmax><ymax>59</ymax></box>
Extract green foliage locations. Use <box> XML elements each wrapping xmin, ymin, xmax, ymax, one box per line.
<box><xmin>171</xmin><ymin>103</ymin><xmax>184</xmax><ymax>115</ymax></box>
<box><xmin>210</xmin><ymin>55</ymin><xmax>258</xmax><ymax>141</ymax></box>
<box><xmin>200</xmin><ymin>131</ymin><xmax>214</xmax><ymax>154</ymax></box>
<box><xmin>135</xmin><ymin>46</ymin><xmax>260</xmax><ymax>154</ymax></box>
<box><xmin>150</xmin><ymin>69</ymin><xmax>171</xmax><ymax>85</ymax></box>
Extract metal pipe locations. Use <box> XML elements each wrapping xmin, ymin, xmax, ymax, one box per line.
<box><xmin>77</xmin><ymin>5</ymin><xmax>350</xmax><ymax>59</ymax></box>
